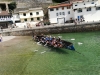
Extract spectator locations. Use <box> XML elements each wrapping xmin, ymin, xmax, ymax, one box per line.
<box><xmin>74</xmin><ymin>19</ymin><xmax>77</xmax><ymax>25</ymax></box>
<box><xmin>0</xmin><ymin>33</ymin><xmax>2</xmax><ymax>42</ymax></box>
<box><xmin>24</xmin><ymin>25</ymin><xmax>26</xmax><ymax>29</ymax></box>
<box><xmin>1</xmin><ymin>26</ymin><xmax>3</xmax><ymax>32</ymax></box>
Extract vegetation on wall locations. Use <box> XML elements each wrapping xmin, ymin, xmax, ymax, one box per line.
<box><xmin>8</xmin><ymin>2</ymin><xmax>17</xmax><ymax>13</ymax></box>
<box><xmin>0</xmin><ymin>4</ymin><xmax>6</xmax><ymax>10</ymax></box>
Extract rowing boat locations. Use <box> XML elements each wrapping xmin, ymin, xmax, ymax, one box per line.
<box><xmin>33</xmin><ymin>35</ymin><xmax>75</xmax><ymax>51</ymax></box>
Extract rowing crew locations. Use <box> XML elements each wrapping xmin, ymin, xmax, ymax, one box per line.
<box><xmin>33</xmin><ymin>34</ymin><xmax>75</xmax><ymax>50</ymax></box>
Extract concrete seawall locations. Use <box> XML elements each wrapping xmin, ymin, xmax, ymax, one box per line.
<box><xmin>1</xmin><ymin>22</ymin><xmax>100</xmax><ymax>36</ymax></box>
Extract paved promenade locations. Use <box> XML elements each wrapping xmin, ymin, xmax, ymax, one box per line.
<box><xmin>0</xmin><ymin>23</ymin><xmax>74</xmax><ymax>33</ymax></box>
<box><xmin>0</xmin><ymin>21</ymin><xmax>100</xmax><ymax>33</ymax></box>
<box><xmin>1</xmin><ymin>36</ymin><xmax>16</xmax><ymax>42</ymax></box>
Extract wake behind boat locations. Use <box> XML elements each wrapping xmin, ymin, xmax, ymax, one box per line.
<box><xmin>33</xmin><ymin>34</ymin><xmax>75</xmax><ymax>51</ymax></box>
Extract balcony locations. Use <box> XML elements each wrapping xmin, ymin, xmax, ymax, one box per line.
<box><xmin>0</xmin><ymin>18</ymin><xmax>12</xmax><ymax>22</ymax></box>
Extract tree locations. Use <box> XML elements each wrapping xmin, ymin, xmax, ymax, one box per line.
<box><xmin>8</xmin><ymin>2</ymin><xmax>17</xmax><ymax>24</ymax></box>
<box><xmin>8</xmin><ymin>2</ymin><xmax>17</xmax><ymax>14</ymax></box>
<box><xmin>52</xmin><ymin>0</ymin><xmax>68</xmax><ymax>3</ymax></box>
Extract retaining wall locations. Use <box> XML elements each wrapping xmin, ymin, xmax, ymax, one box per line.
<box><xmin>1</xmin><ymin>23</ymin><xmax>100</xmax><ymax>36</ymax></box>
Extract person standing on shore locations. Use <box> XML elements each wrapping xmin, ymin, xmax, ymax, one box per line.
<box><xmin>0</xmin><ymin>33</ymin><xmax>2</xmax><ymax>42</ymax></box>
<box><xmin>0</xmin><ymin>26</ymin><xmax>3</xmax><ymax>32</ymax></box>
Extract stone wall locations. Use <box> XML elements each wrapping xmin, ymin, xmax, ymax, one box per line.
<box><xmin>1</xmin><ymin>23</ymin><xmax>100</xmax><ymax>36</ymax></box>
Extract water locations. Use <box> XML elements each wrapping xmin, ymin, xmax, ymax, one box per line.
<box><xmin>0</xmin><ymin>31</ymin><xmax>100</xmax><ymax>75</ymax></box>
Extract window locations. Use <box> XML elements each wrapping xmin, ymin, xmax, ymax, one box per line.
<box><xmin>87</xmin><ymin>7</ymin><xmax>91</xmax><ymax>11</ymax></box>
<box><xmin>56</xmin><ymin>8</ymin><xmax>58</xmax><ymax>10</ymax></box>
<box><xmin>91</xmin><ymin>2</ymin><xmax>94</xmax><ymax>4</ymax></box>
<box><xmin>24</xmin><ymin>19</ymin><xmax>27</xmax><ymax>21</ymax></box>
<box><xmin>96</xmin><ymin>7</ymin><xmax>100</xmax><ymax>10</ymax></box>
<box><xmin>37</xmin><ymin>17</ymin><xmax>40</xmax><ymax>20</ymax></box>
<box><xmin>68</xmin><ymin>11</ymin><xmax>70</xmax><ymax>14</ymax></box>
<box><xmin>31</xmin><ymin>18</ymin><xmax>34</xmax><ymax>21</ymax></box>
<box><xmin>80</xmin><ymin>15</ymin><xmax>83</xmax><ymax>18</ymax></box>
<box><xmin>62</xmin><ymin>7</ymin><xmax>64</xmax><ymax>10</ymax></box>
<box><xmin>30</xmin><ymin>12</ymin><xmax>33</xmax><ymax>15</ymax></box>
<box><xmin>62</xmin><ymin>12</ymin><xmax>65</xmax><ymax>15</ymax></box>
<box><xmin>75</xmin><ymin>5</ymin><xmax>77</xmax><ymax>6</ymax></box>
<box><xmin>59</xmin><ymin>12</ymin><xmax>61</xmax><ymax>15</ymax></box>
<box><xmin>23</xmin><ymin>13</ymin><xmax>26</xmax><ymax>16</ymax></box>
<box><xmin>36</xmin><ymin>12</ymin><xmax>39</xmax><ymax>15</ymax></box>
<box><xmin>8</xmin><ymin>16</ymin><xmax>11</xmax><ymax>18</ymax></box>
<box><xmin>67</xmin><ymin>6</ymin><xmax>71</xmax><ymax>9</ymax></box>
<box><xmin>50</xmin><ymin>8</ymin><xmax>54</xmax><ymax>11</ymax></box>
<box><xmin>77</xmin><ymin>8</ymin><xmax>82</xmax><ymax>13</ymax></box>
<box><xmin>56</xmin><ymin>13</ymin><xmax>58</xmax><ymax>16</ymax></box>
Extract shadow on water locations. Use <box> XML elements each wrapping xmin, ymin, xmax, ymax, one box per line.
<box><xmin>48</xmin><ymin>47</ymin><xmax>69</xmax><ymax>54</ymax></box>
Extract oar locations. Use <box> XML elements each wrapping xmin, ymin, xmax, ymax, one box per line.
<box><xmin>75</xmin><ymin>51</ymin><xmax>85</xmax><ymax>56</ymax></box>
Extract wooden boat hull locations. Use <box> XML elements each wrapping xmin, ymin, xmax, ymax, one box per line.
<box><xmin>33</xmin><ymin>35</ymin><xmax>75</xmax><ymax>51</ymax></box>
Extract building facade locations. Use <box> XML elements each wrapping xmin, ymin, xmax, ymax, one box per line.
<box><xmin>73</xmin><ymin>0</ymin><xmax>100</xmax><ymax>22</ymax></box>
<box><xmin>0</xmin><ymin>2</ymin><xmax>12</xmax><ymax>28</ymax></box>
<box><xmin>48</xmin><ymin>0</ymin><xmax>100</xmax><ymax>24</ymax></box>
<box><xmin>19</xmin><ymin>7</ymin><xmax>44</xmax><ymax>23</ymax></box>
<box><xmin>11</xmin><ymin>14</ymin><xmax>20</xmax><ymax>23</ymax></box>
<box><xmin>48</xmin><ymin>3</ymin><xmax>74</xmax><ymax>24</ymax></box>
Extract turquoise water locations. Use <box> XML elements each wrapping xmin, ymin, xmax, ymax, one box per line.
<box><xmin>0</xmin><ymin>31</ymin><xmax>100</xmax><ymax>75</ymax></box>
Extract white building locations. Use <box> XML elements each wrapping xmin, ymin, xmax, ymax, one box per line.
<box><xmin>19</xmin><ymin>7</ymin><xmax>44</xmax><ymax>23</ymax></box>
<box><xmin>13</xmin><ymin>7</ymin><xmax>44</xmax><ymax>28</ymax></box>
<box><xmin>11</xmin><ymin>14</ymin><xmax>20</xmax><ymax>23</ymax></box>
<box><xmin>73</xmin><ymin>0</ymin><xmax>100</xmax><ymax>22</ymax></box>
<box><xmin>48</xmin><ymin>0</ymin><xmax>100</xmax><ymax>24</ymax></box>
<box><xmin>48</xmin><ymin>2</ymin><xmax>74</xmax><ymax>24</ymax></box>
<box><xmin>0</xmin><ymin>2</ymin><xmax>12</xmax><ymax>28</ymax></box>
